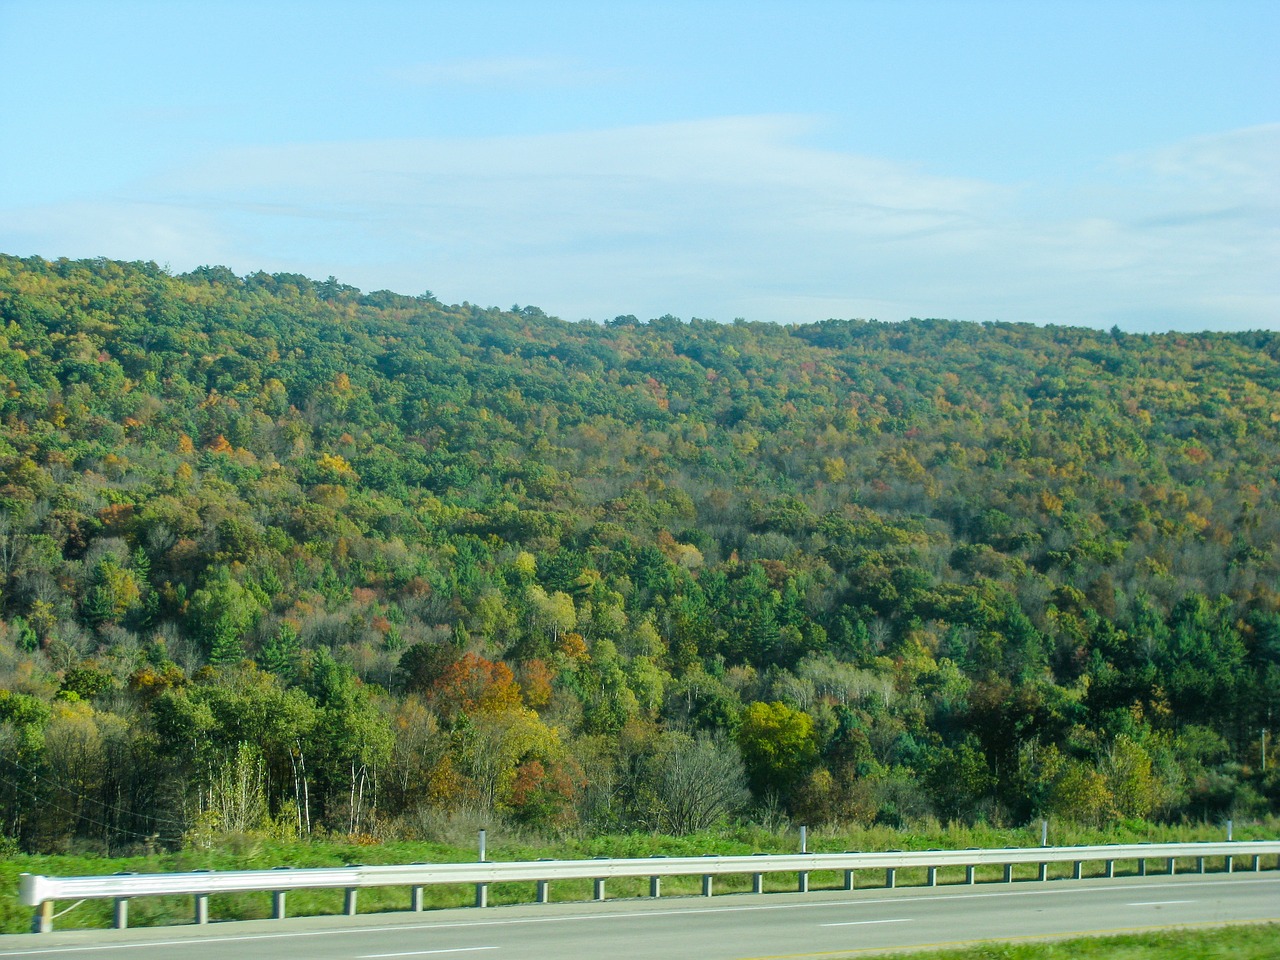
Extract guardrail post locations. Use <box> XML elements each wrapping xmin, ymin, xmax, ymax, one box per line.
<box><xmin>344</xmin><ymin>888</ymin><xmax>358</xmax><ymax>915</ymax></box>
<box><xmin>927</xmin><ymin>866</ymin><xmax>937</xmax><ymax>887</ymax></box>
<box><xmin>537</xmin><ymin>880</ymin><xmax>550</xmax><ymax>903</ymax></box>
<box><xmin>408</xmin><ymin>861</ymin><xmax>429</xmax><ymax>911</ymax></box>
<box><xmin>885</xmin><ymin>868</ymin><xmax>896</xmax><ymax>889</ymax></box>
<box><xmin>1196</xmin><ymin>856</ymin><xmax>1205</xmax><ymax>874</ymax></box>
<box><xmin>593</xmin><ymin>878</ymin><xmax>606</xmax><ymax>901</ymax></box>
<box><xmin>33</xmin><ymin>901</ymin><xmax>53</xmax><ymax>934</ymax></box>
<box><xmin>648</xmin><ymin>854</ymin><xmax>668</xmax><ymax>896</ymax></box>
<box><xmin>1226</xmin><ymin>855</ymin><xmax>1234</xmax><ymax>874</ymax></box>
<box><xmin>1252</xmin><ymin>854</ymin><xmax>1261</xmax><ymax>872</ymax></box>
<box><xmin>798</xmin><ymin>871</ymin><xmax>808</xmax><ymax>893</ymax></box>
<box><xmin>113</xmin><ymin>897</ymin><xmax>128</xmax><ymax>929</ymax></box>
<box><xmin>272</xmin><ymin>890</ymin><xmax>287</xmax><ymax>920</ymax></box>
<box><xmin>1137</xmin><ymin>858</ymin><xmax>1147</xmax><ymax>877</ymax></box>
<box><xmin>475</xmin><ymin>884</ymin><xmax>489</xmax><ymax>908</ymax></box>
<box><xmin>752</xmin><ymin>852</ymin><xmax>766</xmax><ymax>894</ymax></box>
<box><xmin>194</xmin><ymin>893</ymin><xmax>209</xmax><ymax>925</ymax></box>
<box><xmin>1104</xmin><ymin>859</ymin><xmax>1115</xmax><ymax>879</ymax></box>
<box><xmin>1002</xmin><ymin>864</ymin><xmax>1013</xmax><ymax>883</ymax></box>
<box><xmin>1166</xmin><ymin>858</ymin><xmax>1176</xmax><ymax>876</ymax></box>
<box><xmin>1072</xmin><ymin>861</ymin><xmax>1082</xmax><ymax>880</ymax></box>
<box><xmin>965</xmin><ymin>864</ymin><xmax>975</xmax><ymax>885</ymax></box>
<box><xmin>702</xmin><ymin>875</ymin><xmax>714</xmax><ymax>897</ymax></box>
<box><xmin>844</xmin><ymin>868</ymin><xmax>855</xmax><ymax>891</ymax></box>
<box><xmin>1037</xmin><ymin>863</ymin><xmax>1047</xmax><ymax>882</ymax></box>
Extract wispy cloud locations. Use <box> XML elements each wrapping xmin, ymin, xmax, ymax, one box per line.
<box><xmin>3</xmin><ymin>118</ymin><xmax>1275</xmax><ymax>330</ymax></box>
<box><xmin>1122</xmin><ymin>124</ymin><xmax>1279</xmax><ymax>195</ymax></box>
<box><xmin>0</xmin><ymin>199</ymin><xmax>235</xmax><ymax>268</ymax></box>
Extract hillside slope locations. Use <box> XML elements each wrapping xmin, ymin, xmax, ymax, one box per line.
<box><xmin>0</xmin><ymin>254</ymin><xmax>1277</xmax><ymax>851</ymax></box>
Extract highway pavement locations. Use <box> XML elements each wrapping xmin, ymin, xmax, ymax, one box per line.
<box><xmin>0</xmin><ymin>872</ymin><xmax>1276</xmax><ymax>959</ymax></box>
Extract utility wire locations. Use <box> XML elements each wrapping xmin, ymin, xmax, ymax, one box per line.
<box><xmin>0</xmin><ymin>771</ymin><xmax>183</xmax><ymax>843</ymax></box>
<box><xmin>0</xmin><ymin>754</ymin><xmax>190</xmax><ymax>828</ymax></box>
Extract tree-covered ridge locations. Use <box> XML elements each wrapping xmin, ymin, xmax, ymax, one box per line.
<box><xmin>0</xmin><ymin>253</ymin><xmax>1276</xmax><ymax>853</ymax></box>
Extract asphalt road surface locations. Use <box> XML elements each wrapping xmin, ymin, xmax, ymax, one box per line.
<box><xmin>1</xmin><ymin>873</ymin><xmax>1277</xmax><ymax>960</ymax></box>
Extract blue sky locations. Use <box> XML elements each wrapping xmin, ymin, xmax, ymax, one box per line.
<box><xmin>1</xmin><ymin>1</ymin><xmax>1276</xmax><ymax>330</ymax></box>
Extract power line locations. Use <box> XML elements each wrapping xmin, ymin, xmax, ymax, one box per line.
<box><xmin>0</xmin><ymin>769</ymin><xmax>185</xmax><ymax>843</ymax></box>
<box><xmin>0</xmin><ymin>754</ymin><xmax>191</xmax><ymax>828</ymax></box>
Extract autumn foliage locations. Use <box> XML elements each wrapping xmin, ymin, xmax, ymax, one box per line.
<box><xmin>0</xmin><ymin>255</ymin><xmax>1277</xmax><ymax>854</ymax></box>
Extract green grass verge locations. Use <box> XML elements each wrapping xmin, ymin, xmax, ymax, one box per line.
<box><xmin>835</xmin><ymin>923</ymin><xmax>1280</xmax><ymax>959</ymax></box>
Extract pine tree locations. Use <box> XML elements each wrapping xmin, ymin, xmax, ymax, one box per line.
<box><xmin>208</xmin><ymin>614</ymin><xmax>245</xmax><ymax>666</ymax></box>
<box><xmin>257</xmin><ymin>623</ymin><xmax>301</xmax><ymax>679</ymax></box>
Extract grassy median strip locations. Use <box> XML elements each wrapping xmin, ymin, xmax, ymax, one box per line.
<box><xmin>825</xmin><ymin>923</ymin><xmax>1280</xmax><ymax>960</ymax></box>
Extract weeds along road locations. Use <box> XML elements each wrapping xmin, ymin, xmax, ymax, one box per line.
<box><xmin>1</xmin><ymin>873</ymin><xmax>1277</xmax><ymax>960</ymax></box>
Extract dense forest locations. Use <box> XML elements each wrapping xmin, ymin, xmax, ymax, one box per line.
<box><xmin>0</xmin><ymin>253</ymin><xmax>1277</xmax><ymax>855</ymax></box>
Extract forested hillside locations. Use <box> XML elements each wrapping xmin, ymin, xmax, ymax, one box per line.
<box><xmin>0</xmin><ymin>254</ymin><xmax>1277</xmax><ymax>854</ymax></box>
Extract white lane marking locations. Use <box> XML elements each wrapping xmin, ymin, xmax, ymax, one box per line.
<box><xmin>1127</xmin><ymin>900</ymin><xmax>1195</xmax><ymax>906</ymax></box>
<box><xmin>1</xmin><ymin>877</ymin><xmax>1274</xmax><ymax>956</ymax></box>
<box><xmin>821</xmin><ymin>918</ymin><xmax>912</xmax><ymax>927</ymax></box>
<box><xmin>359</xmin><ymin>949</ymin><xmax>498</xmax><ymax>958</ymax></box>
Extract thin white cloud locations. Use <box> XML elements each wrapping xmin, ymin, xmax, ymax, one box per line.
<box><xmin>0</xmin><ymin>199</ymin><xmax>236</xmax><ymax>268</ymax></box>
<box><xmin>1123</xmin><ymin>124</ymin><xmax>1279</xmax><ymax>197</ymax></box>
<box><xmin>2</xmin><ymin>118</ymin><xmax>1275</xmax><ymax>331</ymax></box>
<box><xmin>155</xmin><ymin>116</ymin><xmax>1002</xmax><ymax>262</ymax></box>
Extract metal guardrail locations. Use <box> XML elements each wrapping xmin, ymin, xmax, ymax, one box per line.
<box><xmin>18</xmin><ymin>840</ymin><xmax>1280</xmax><ymax>933</ymax></box>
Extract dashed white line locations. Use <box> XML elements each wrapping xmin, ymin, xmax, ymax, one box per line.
<box><xmin>821</xmin><ymin>919</ymin><xmax>913</xmax><ymax>928</ymax></box>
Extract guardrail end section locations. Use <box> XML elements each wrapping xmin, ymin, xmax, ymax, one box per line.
<box><xmin>20</xmin><ymin>875</ymin><xmax>53</xmax><ymax>934</ymax></box>
<box><xmin>18</xmin><ymin>873</ymin><xmax>45</xmax><ymax>907</ymax></box>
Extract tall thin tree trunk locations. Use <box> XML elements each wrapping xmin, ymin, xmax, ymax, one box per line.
<box><xmin>298</xmin><ymin>747</ymin><xmax>311</xmax><ymax>835</ymax></box>
<box><xmin>355</xmin><ymin>765</ymin><xmax>367</xmax><ymax>834</ymax></box>
<box><xmin>349</xmin><ymin>761</ymin><xmax>357</xmax><ymax>835</ymax></box>
<box><xmin>289</xmin><ymin>748</ymin><xmax>303</xmax><ymax>834</ymax></box>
